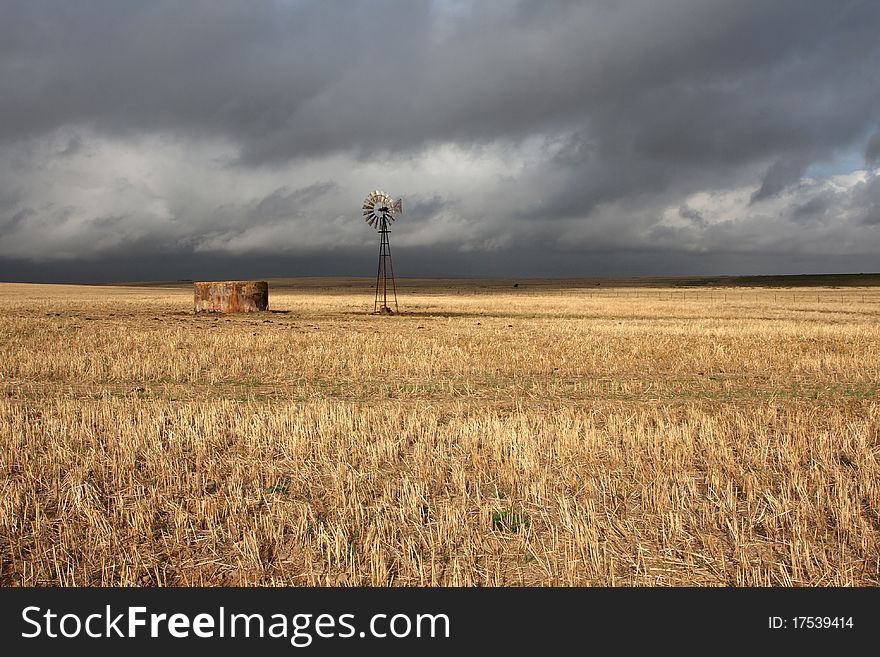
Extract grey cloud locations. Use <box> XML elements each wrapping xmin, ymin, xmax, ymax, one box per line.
<box><xmin>402</xmin><ymin>194</ymin><xmax>458</xmax><ymax>224</ymax></box>
<box><xmin>4</xmin><ymin>1</ymin><xmax>878</xmax><ymax>166</ymax></box>
<box><xmin>848</xmin><ymin>174</ymin><xmax>880</xmax><ymax>225</ymax></box>
<box><xmin>679</xmin><ymin>204</ymin><xmax>707</xmax><ymax>227</ymax></box>
<box><xmin>193</xmin><ymin>181</ymin><xmax>341</xmax><ymax>251</ymax></box>
<box><xmin>2</xmin><ymin>0</ymin><xmax>880</xmax><ymax>280</ymax></box>
<box><xmin>791</xmin><ymin>194</ymin><xmax>834</xmax><ymax>224</ymax></box>
<box><xmin>58</xmin><ymin>135</ymin><xmax>87</xmax><ymax>157</ymax></box>
<box><xmin>750</xmin><ymin>158</ymin><xmax>810</xmax><ymax>204</ymax></box>
<box><xmin>243</xmin><ymin>182</ymin><xmax>339</xmax><ymax>223</ymax></box>
<box><xmin>2</xmin><ymin>207</ymin><xmax>34</xmax><ymax>232</ymax></box>
<box><xmin>866</xmin><ymin>129</ymin><xmax>880</xmax><ymax>165</ymax></box>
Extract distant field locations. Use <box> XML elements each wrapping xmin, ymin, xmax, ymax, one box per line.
<box><xmin>102</xmin><ymin>272</ymin><xmax>880</xmax><ymax>290</ymax></box>
<box><xmin>1</xmin><ymin>280</ymin><xmax>879</xmax><ymax>586</ymax></box>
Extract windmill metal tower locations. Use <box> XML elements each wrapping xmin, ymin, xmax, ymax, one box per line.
<box><xmin>363</xmin><ymin>190</ymin><xmax>402</xmax><ymax>314</ymax></box>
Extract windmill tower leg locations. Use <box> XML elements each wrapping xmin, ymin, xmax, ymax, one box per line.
<box><xmin>382</xmin><ymin>227</ymin><xmax>388</xmax><ymax>311</ymax></box>
<box><xmin>374</xmin><ymin>231</ymin><xmax>383</xmax><ymax>313</ymax></box>
<box><xmin>374</xmin><ymin>220</ymin><xmax>396</xmax><ymax>314</ymax></box>
<box><xmin>386</xmin><ymin>231</ymin><xmax>398</xmax><ymax>313</ymax></box>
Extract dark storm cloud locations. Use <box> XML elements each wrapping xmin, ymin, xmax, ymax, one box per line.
<box><xmin>750</xmin><ymin>158</ymin><xmax>810</xmax><ymax>204</ymax></box>
<box><xmin>0</xmin><ymin>0</ymin><xmax>431</xmax><ymax>157</ymax></box>
<box><xmin>4</xmin><ymin>1</ymin><xmax>878</xmax><ymax>163</ymax></box>
<box><xmin>190</xmin><ymin>181</ymin><xmax>341</xmax><ymax>252</ymax></box>
<box><xmin>401</xmin><ymin>194</ymin><xmax>459</xmax><ymax>226</ymax></box>
<box><xmin>791</xmin><ymin>194</ymin><xmax>834</xmax><ymax>224</ymax></box>
<box><xmin>234</xmin><ymin>182</ymin><xmax>339</xmax><ymax>225</ymax></box>
<box><xmin>1</xmin><ymin>0</ymin><xmax>880</xmax><ymax>280</ymax></box>
<box><xmin>58</xmin><ymin>135</ymin><xmax>86</xmax><ymax>158</ymax></box>
<box><xmin>849</xmin><ymin>175</ymin><xmax>880</xmax><ymax>225</ymax></box>
<box><xmin>2</xmin><ymin>208</ymin><xmax>34</xmax><ymax>232</ymax></box>
<box><xmin>678</xmin><ymin>204</ymin><xmax>707</xmax><ymax>227</ymax></box>
<box><xmin>866</xmin><ymin>129</ymin><xmax>880</xmax><ymax>165</ymax></box>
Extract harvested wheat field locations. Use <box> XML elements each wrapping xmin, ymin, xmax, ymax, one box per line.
<box><xmin>1</xmin><ymin>280</ymin><xmax>879</xmax><ymax>586</ymax></box>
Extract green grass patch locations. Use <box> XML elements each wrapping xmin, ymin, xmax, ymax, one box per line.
<box><xmin>492</xmin><ymin>507</ymin><xmax>531</xmax><ymax>533</ymax></box>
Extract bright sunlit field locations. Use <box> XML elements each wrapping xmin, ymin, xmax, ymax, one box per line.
<box><xmin>1</xmin><ymin>280</ymin><xmax>878</xmax><ymax>586</ymax></box>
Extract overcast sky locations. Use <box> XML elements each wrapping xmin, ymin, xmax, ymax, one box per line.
<box><xmin>1</xmin><ymin>0</ymin><xmax>879</xmax><ymax>282</ymax></box>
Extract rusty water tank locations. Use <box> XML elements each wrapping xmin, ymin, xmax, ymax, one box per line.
<box><xmin>193</xmin><ymin>281</ymin><xmax>269</xmax><ymax>313</ymax></box>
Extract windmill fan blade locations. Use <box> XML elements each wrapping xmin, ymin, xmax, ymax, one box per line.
<box><xmin>363</xmin><ymin>190</ymin><xmax>399</xmax><ymax>232</ymax></box>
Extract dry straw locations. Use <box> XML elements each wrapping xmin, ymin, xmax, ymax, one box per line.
<box><xmin>1</xmin><ymin>282</ymin><xmax>878</xmax><ymax>585</ymax></box>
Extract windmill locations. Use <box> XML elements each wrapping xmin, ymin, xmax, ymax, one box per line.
<box><xmin>363</xmin><ymin>190</ymin><xmax>402</xmax><ymax>314</ymax></box>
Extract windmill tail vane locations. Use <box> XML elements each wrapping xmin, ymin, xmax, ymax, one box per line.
<box><xmin>362</xmin><ymin>190</ymin><xmax>401</xmax><ymax>314</ymax></box>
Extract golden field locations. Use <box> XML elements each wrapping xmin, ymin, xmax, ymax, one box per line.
<box><xmin>0</xmin><ymin>280</ymin><xmax>878</xmax><ymax>586</ymax></box>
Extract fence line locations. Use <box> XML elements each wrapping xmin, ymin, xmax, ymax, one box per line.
<box><xmin>292</xmin><ymin>286</ymin><xmax>879</xmax><ymax>305</ymax></box>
